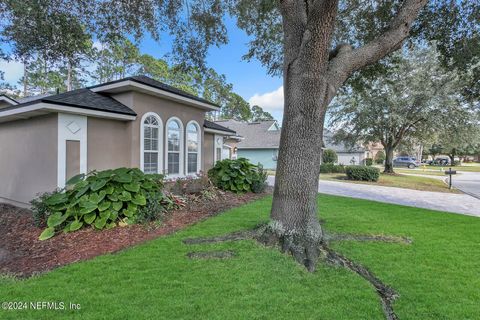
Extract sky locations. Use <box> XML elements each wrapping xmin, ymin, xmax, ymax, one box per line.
<box><xmin>0</xmin><ymin>18</ymin><xmax>286</xmax><ymax>121</ymax></box>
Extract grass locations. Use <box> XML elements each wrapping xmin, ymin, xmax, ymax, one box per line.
<box><xmin>1</xmin><ymin>195</ymin><xmax>479</xmax><ymax>319</ymax></box>
<box><xmin>385</xmin><ymin>168</ymin><xmax>446</xmax><ymax>176</ymax></box>
<box><xmin>319</xmin><ymin>173</ymin><xmax>459</xmax><ymax>193</ymax></box>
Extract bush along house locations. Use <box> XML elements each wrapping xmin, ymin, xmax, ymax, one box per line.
<box><xmin>0</xmin><ymin>76</ymin><xmax>236</xmax><ymax>207</ymax></box>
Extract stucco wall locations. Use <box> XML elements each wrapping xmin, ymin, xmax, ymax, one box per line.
<box><xmin>87</xmin><ymin>117</ymin><xmax>131</xmax><ymax>171</ymax></box>
<box><xmin>337</xmin><ymin>152</ymin><xmax>366</xmax><ymax>165</ymax></box>
<box><xmin>111</xmin><ymin>92</ymin><xmax>207</xmax><ymax>173</ymax></box>
<box><xmin>0</xmin><ymin>114</ymin><xmax>57</xmax><ymax>206</ymax></box>
<box><xmin>203</xmin><ymin>132</ymin><xmax>214</xmax><ymax>171</ymax></box>
<box><xmin>238</xmin><ymin>148</ymin><xmax>278</xmax><ymax>169</ymax></box>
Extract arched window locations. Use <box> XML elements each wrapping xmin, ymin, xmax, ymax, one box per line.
<box><xmin>166</xmin><ymin>118</ymin><xmax>184</xmax><ymax>176</ymax></box>
<box><xmin>141</xmin><ymin>113</ymin><xmax>162</xmax><ymax>174</ymax></box>
<box><xmin>186</xmin><ymin>121</ymin><xmax>201</xmax><ymax>174</ymax></box>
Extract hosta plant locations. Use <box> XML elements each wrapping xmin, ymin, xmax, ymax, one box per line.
<box><xmin>37</xmin><ymin>168</ymin><xmax>164</xmax><ymax>240</ymax></box>
<box><xmin>208</xmin><ymin>158</ymin><xmax>267</xmax><ymax>193</ymax></box>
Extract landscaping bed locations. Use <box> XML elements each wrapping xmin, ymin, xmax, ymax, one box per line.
<box><xmin>0</xmin><ymin>190</ymin><xmax>269</xmax><ymax>277</ymax></box>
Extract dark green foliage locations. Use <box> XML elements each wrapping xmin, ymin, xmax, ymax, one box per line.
<box><xmin>135</xmin><ymin>192</ymin><xmax>184</xmax><ymax>223</ymax></box>
<box><xmin>251</xmin><ymin>164</ymin><xmax>268</xmax><ymax>194</ymax></box>
<box><xmin>320</xmin><ymin>163</ymin><xmax>346</xmax><ymax>174</ymax></box>
<box><xmin>30</xmin><ymin>191</ymin><xmax>62</xmax><ymax>227</ymax></box>
<box><xmin>346</xmin><ymin>166</ymin><xmax>380</xmax><ymax>182</ymax></box>
<box><xmin>365</xmin><ymin>158</ymin><xmax>373</xmax><ymax>166</ymax></box>
<box><xmin>167</xmin><ymin>174</ymin><xmax>212</xmax><ymax>195</ymax></box>
<box><xmin>35</xmin><ymin>168</ymin><xmax>165</xmax><ymax>240</ymax></box>
<box><xmin>322</xmin><ymin>149</ymin><xmax>338</xmax><ymax>164</ymax></box>
<box><xmin>208</xmin><ymin>158</ymin><xmax>266</xmax><ymax>193</ymax></box>
<box><xmin>375</xmin><ymin>151</ymin><xmax>385</xmax><ymax>164</ymax></box>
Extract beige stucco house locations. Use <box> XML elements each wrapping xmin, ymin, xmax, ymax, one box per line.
<box><xmin>0</xmin><ymin>76</ymin><xmax>235</xmax><ymax>206</ymax></box>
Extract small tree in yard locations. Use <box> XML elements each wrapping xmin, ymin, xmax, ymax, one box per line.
<box><xmin>322</xmin><ymin>149</ymin><xmax>338</xmax><ymax>164</ymax></box>
<box><xmin>375</xmin><ymin>151</ymin><xmax>386</xmax><ymax>164</ymax></box>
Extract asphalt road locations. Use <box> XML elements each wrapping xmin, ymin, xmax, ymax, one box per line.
<box><xmin>451</xmin><ymin>171</ymin><xmax>480</xmax><ymax>199</ymax></box>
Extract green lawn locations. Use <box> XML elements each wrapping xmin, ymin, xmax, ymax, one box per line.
<box><xmin>1</xmin><ymin>195</ymin><xmax>479</xmax><ymax>319</ymax></box>
<box><xmin>320</xmin><ymin>173</ymin><xmax>458</xmax><ymax>193</ymax></box>
<box><xmin>387</xmin><ymin>168</ymin><xmax>446</xmax><ymax>176</ymax></box>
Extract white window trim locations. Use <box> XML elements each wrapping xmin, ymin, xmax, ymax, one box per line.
<box><xmin>165</xmin><ymin>116</ymin><xmax>184</xmax><ymax>178</ymax></box>
<box><xmin>185</xmin><ymin>120</ymin><xmax>202</xmax><ymax>175</ymax></box>
<box><xmin>213</xmin><ymin>134</ymin><xmax>224</xmax><ymax>163</ymax></box>
<box><xmin>140</xmin><ymin>112</ymin><xmax>163</xmax><ymax>174</ymax></box>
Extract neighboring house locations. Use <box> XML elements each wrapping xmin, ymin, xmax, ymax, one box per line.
<box><xmin>365</xmin><ymin>142</ymin><xmax>384</xmax><ymax>160</ymax></box>
<box><xmin>215</xmin><ymin>119</ymin><xmax>281</xmax><ymax>169</ymax></box>
<box><xmin>322</xmin><ymin>130</ymin><xmax>367</xmax><ymax>165</ymax></box>
<box><xmin>0</xmin><ymin>76</ymin><xmax>235</xmax><ymax>206</ymax></box>
<box><xmin>216</xmin><ymin>119</ymin><xmax>367</xmax><ymax>168</ymax></box>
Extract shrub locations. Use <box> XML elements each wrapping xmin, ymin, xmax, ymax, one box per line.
<box><xmin>320</xmin><ymin>163</ymin><xmax>345</xmax><ymax>173</ymax></box>
<box><xmin>375</xmin><ymin>151</ymin><xmax>385</xmax><ymax>164</ymax></box>
<box><xmin>208</xmin><ymin>158</ymin><xmax>266</xmax><ymax>193</ymax></box>
<box><xmin>35</xmin><ymin>168</ymin><xmax>165</xmax><ymax>240</ymax></box>
<box><xmin>346</xmin><ymin>165</ymin><xmax>380</xmax><ymax>181</ymax></box>
<box><xmin>30</xmin><ymin>191</ymin><xmax>61</xmax><ymax>227</ymax></box>
<box><xmin>365</xmin><ymin>158</ymin><xmax>373</xmax><ymax>166</ymax></box>
<box><xmin>166</xmin><ymin>173</ymin><xmax>211</xmax><ymax>195</ymax></box>
<box><xmin>322</xmin><ymin>149</ymin><xmax>338</xmax><ymax>164</ymax></box>
<box><xmin>251</xmin><ymin>164</ymin><xmax>268</xmax><ymax>193</ymax></box>
<box><xmin>135</xmin><ymin>192</ymin><xmax>185</xmax><ymax>223</ymax></box>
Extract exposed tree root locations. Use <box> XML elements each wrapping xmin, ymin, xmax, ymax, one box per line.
<box><xmin>325</xmin><ymin>233</ymin><xmax>412</xmax><ymax>244</ymax></box>
<box><xmin>319</xmin><ymin>245</ymin><xmax>399</xmax><ymax>320</ymax></box>
<box><xmin>183</xmin><ymin>225</ymin><xmax>410</xmax><ymax>319</ymax></box>
<box><xmin>187</xmin><ymin>250</ymin><xmax>236</xmax><ymax>259</ymax></box>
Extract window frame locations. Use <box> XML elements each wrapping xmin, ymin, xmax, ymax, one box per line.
<box><xmin>185</xmin><ymin>120</ymin><xmax>201</xmax><ymax>175</ymax></box>
<box><xmin>140</xmin><ymin>112</ymin><xmax>163</xmax><ymax>174</ymax></box>
<box><xmin>165</xmin><ymin>117</ymin><xmax>184</xmax><ymax>177</ymax></box>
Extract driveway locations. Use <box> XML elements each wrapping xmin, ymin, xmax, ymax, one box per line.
<box><xmin>267</xmin><ymin>176</ymin><xmax>480</xmax><ymax>217</ymax></box>
<box><xmin>451</xmin><ymin>171</ymin><xmax>480</xmax><ymax>199</ymax></box>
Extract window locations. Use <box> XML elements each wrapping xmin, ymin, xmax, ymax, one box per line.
<box><xmin>166</xmin><ymin>118</ymin><xmax>183</xmax><ymax>175</ymax></box>
<box><xmin>141</xmin><ymin>114</ymin><xmax>162</xmax><ymax>174</ymax></box>
<box><xmin>186</xmin><ymin>122</ymin><xmax>200</xmax><ymax>174</ymax></box>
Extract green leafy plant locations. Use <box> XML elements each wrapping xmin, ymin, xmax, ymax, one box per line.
<box><xmin>322</xmin><ymin>149</ymin><xmax>338</xmax><ymax>164</ymax></box>
<box><xmin>365</xmin><ymin>158</ymin><xmax>373</xmax><ymax>166</ymax></box>
<box><xmin>251</xmin><ymin>163</ymin><xmax>268</xmax><ymax>193</ymax></box>
<box><xmin>320</xmin><ymin>163</ymin><xmax>346</xmax><ymax>174</ymax></box>
<box><xmin>345</xmin><ymin>165</ymin><xmax>380</xmax><ymax>181</ymax></box>
<box><xmin>30</xmin><ymin>190</ymin><xmax>62</xmax><ymax>227</ymax></box>
<box><xmin>375</xmin><ymin>151</ymin><xmax>385</xmax><ymax>164</ymax></box>
<box><xmin>208</xmin><ymin>158</ymin><xmax>265</xmax><ymax>193</ymax></box>
<box><xmin>35</xmin><ymin>168</ymin><xmax>165</xmax><ymax>240</ymax></box>
<box><xmin>135</xmin><ymin>192</ymin><xmax>185</xmax><ymax>224</ymax></box>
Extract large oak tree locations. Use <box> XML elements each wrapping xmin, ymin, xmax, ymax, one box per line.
<box><xmin>2</xmin><ymin>0</ymin><xmax>478</xmax><ymax>270</ymax></box>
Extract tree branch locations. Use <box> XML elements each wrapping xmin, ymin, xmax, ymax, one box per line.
<box><xmin>327</xmin><ymin>0</ymin><xmax>428</xmax><ymax>91</ymax></box>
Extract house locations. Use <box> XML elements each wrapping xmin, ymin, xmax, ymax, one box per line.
<box><xmin>216</xmin><ymin>119</ymin><xmax>281</xmax><ymax>169</ymax></box>
<box><xmin>0</xmin><ymin>76</ymin><xmax>235</xmax><ymax>207</ymax></box>
<box><xmin>216</xmin><ymin>119</ymin><xmax>367</xmax><ymax>168</ymax></box>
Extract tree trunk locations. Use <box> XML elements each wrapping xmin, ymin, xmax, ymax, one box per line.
<box><xmin>67</xmin><ymin>60</ymin><xmax>72</xmax><ymax>91</ymax></box>
<box><xmin>384</xmin><ymin>146</ymin><xmax>395</xmax><ymax>173</ymax></box>
<box><xmin>23</xmin><ymin>60</ymin><xmax>28</xmax><ymax>97</ymax></box>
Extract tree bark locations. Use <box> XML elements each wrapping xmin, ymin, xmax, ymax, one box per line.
<box><xmin>269</xmin><ymin>0</ymin><xmax>427</xmax><ymax>271</ymax></box>
<box><xmin>384</xmin><ymin>146</ymin><xmax>395</xmax><ymax>174</ymax></box>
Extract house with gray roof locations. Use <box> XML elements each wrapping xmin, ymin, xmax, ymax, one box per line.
<box><xmin>0</xmin><ymin>75</ymin><xmax>235</xmax><ymax>206</ymax></box>
<box><xmin>215</xmin><ymin>119</ymin><xmax>366</xmax><ymax>169</ymax></box>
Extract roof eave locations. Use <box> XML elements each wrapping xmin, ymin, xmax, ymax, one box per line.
<box><xmin>0</xmin><ymin>102</ymin><xmax>136</xmax><ymax>123</ymax></box>
<box><xmin>91</xmin><ymin>80</ymin><xmax>220</xmax><ymax>111</ymax></box>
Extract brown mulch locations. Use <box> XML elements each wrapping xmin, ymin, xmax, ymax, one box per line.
<box><xmin>0</xmin><ymin>191</ymin><xmax>269</xmax><ymax>278</ymax></box>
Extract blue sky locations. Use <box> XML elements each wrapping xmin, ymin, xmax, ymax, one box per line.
<box><xmin>0</xmin><ymin>18</ymin><xmax>286</xmax><ymax>120</ymax></box>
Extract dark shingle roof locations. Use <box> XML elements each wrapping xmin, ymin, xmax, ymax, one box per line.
<box><xmin>90</xmin><ymin>75</ymin><xmax>219</xmax><ymax>108</ymax></box>
<box><xmin>0</xmin><ymin>89</ymin><xmax>136</xmax><ymax>116</ymax></box>
<box><xmin>204</xmin><ymin>119</ymin><xmax>236</xmax><ymax>134</ymax></box>
<box><xmin>215</xmin><ymin>120</ymin><xmax>280</xmax><ymax>148</ymax></box>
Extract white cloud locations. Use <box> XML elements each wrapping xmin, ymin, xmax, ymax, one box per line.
<box><xmin>0</xmin><ymin>60</ymin><xmax>24</xmax><ymax>85</ymax></box>
<box><xmin>248</xmin><ymin>86</ymin><xmax>284</xmax><ymax>111</ymax></box>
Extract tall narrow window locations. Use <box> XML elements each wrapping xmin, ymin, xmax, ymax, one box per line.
<box><xmin>167</xmin><ymin>119</ymin><xmax>182</xmax><ymax>175</ymax></box>
<box><xmin>143</xmin><ymin>115</ymin><xmax>160</xmax><ymax>174</ymax></box>
<box><xmin>186</xmin><ymin>122</ymin><xmax>199</xmax><ymax>174</ymax></box>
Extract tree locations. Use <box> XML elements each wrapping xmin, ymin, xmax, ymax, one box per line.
<box><xmin>322</xmin><ymin>149</ymin><xmax>338</xmax><ymax>164</ymax></box>
<box><xmin>2</xmin><ymin>0</ymin><xmax>478</xmax><ymax>273</ymax></box>
<box><xmin>221</xmin><ymin>93</ymin><xmax>252</xmax><ymax>121</ymax></box>
<box><xmin>329</xmin><ymin>48</ymin><xmax>472</xmax><ymax>173</ymax></box>
<box><xmin>375</xmin><ymin>151</ymin><xmax>385</xmax><ymax>165</ymax></box>
<box><xmin>251</xmin><ymin>105</ymin><xmax>274</xmax><ymax>121</ymax></box>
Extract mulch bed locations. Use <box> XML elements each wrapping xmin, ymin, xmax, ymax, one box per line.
<box><xmin>0</xmin><ymin>191</ymin><xmax>269</xmax><ymax>278</ymax></box>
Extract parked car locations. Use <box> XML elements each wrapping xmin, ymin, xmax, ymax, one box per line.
<box><xmin>393</xmin><ymin>156</ymin><xmax>419</xmax><ymax>169</ymax></box>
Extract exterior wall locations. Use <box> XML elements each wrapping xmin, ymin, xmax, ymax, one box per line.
<box><xmin>111</xmin><ymin>92</ymin><xmax>206</xmax><ymax>175</ymax></box>
<box><xmin>0</xmin><ymin>114</ymin><xmax>57</xmax><ymax>206</ymax></box>
<box><xmin>238</xmin><ymin>148</ymin><xmax>278</xmax><ymax>169</ymax></box>
<box><xmin>87</xmin><ymin>117</ymin><xmax>131</xmax><ymax>171</ymax></box>
<box><xmin>203</xmin><ymin>132</ymin><xmax>215</xmax><ymax>171</ymax></box>
<box><xmin>337</xmin><ymin>152</ymin><xmax>366</xmax><ymax>166</ymax></box>
<box><xmin>0</xmin><ymin>101</ymin><xmax>13</xmax><ymax>109</ymax></box>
